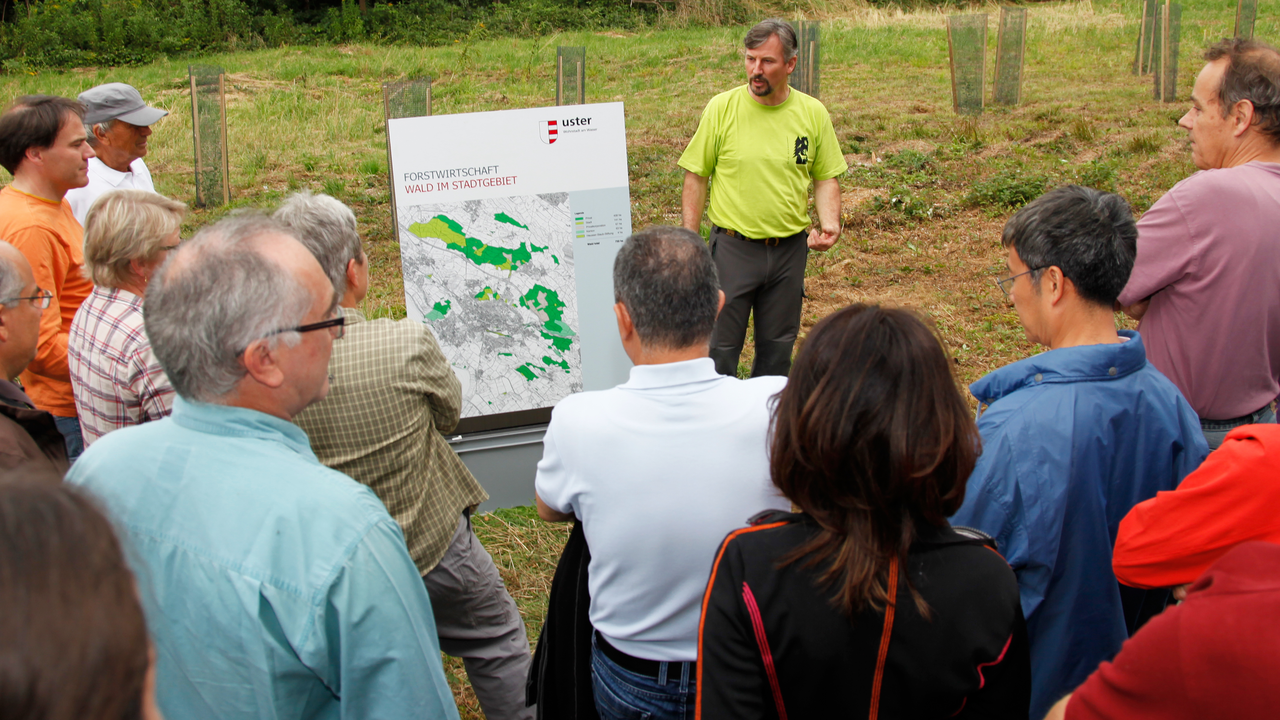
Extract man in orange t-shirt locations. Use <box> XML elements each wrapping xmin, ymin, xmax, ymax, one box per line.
<box><xmin>0</xmin><ymin>96</ymin><xmax>97</xmax><ymax>460</ymax></box>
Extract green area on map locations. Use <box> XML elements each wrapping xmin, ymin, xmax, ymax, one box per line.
<box><xmin>475</xmin><ymin>286</ymin><xmax>500</xmax><ymax>300</ymax></box>
<box><xmin>552</xmin><ymin>255</ymin><xmax>559</xmax><ymax>264</ymax></box>
<box><xmin>425</xmin><ymin>299</ymin><xmax>451</xmax><ymax>320</ymax></box>
<box><xmin>409</xmin><ymin>215</ymin><xmax>544</xmax><ymax>271</ymax></box>
<box><xmin>495</xmin><ymin>212</ymin><xmax>529</xmax><ymax>230</ymax></box>
<box><xmin>517</xmin><ymin>284</ymin><xmax>579</xmax><ymax>364</ymax></box>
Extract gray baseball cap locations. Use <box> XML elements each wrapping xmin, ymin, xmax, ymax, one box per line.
<box><xmin>79</xmin><ymin>83</ymin><xmax>168</xmax><ymax>126</ymax></box>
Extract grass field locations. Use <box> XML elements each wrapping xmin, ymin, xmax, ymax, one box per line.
<box><xmin>1</xmin><ymin>0</ymin><xmax>1267</xmax><ymax>713</ymax></box>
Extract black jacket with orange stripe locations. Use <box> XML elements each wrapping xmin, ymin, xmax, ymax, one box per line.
<box><xmin>697</xmin><ymin>511</ymin><xmax>1031</xmax><ymax>719</ymax></box>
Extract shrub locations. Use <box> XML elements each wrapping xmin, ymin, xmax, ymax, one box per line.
<box><xmin>965</xmin><ymin>170</ymin><xmax>1050</xmax><ymax>210</ymax></box>
<box><xmin>883</xmin><ymin>148</ymin><xmax>932</xmax><ymax>172</ymax></box>
<box><xmin>0</xmin><ymin>0</ymin><xmax>656</xmax><ymax>69</ymax></box>
<box><xmin>1076</xmin><ymin>158</ymin><xmax>1119</xmax><ymax>193</ymax></box>
<box><xmin>0</xmin><ymin>0</ymin><xmax>257</xmax><ymax>67</ymax></box>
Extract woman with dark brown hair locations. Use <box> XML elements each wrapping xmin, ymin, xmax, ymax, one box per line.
<box><xmin>0</xmin><ymin>471</ymin><xmax>162</xmax><ymax>720</ymax></box>
<box><xmin>696</xmin><ymin>305</ymin><xmax>1031</xmax><ymax>719</ymax></box>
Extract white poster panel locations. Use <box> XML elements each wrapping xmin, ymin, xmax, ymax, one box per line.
<box><xmin>388</xmin><ymin>102</ymin><xmax>633</xmax><ymax>426</ymax></box>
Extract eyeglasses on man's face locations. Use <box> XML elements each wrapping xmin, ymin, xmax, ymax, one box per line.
<box><xmin>237</xmin><ymin>315</ymin><xmax>346</xmax><ymax>357</ymax></box>
<box><xmin>0</xmin><ymin>287</ymin><xmax>52</xmax><ymax>310</ymax></box>
<box><xmin>994</xmin><ymin>267</ymin><xmax>1047</xmax><ymax>299</ymax></box>
<box><xmin>275</xmin><ymin>315</ymin><xmax>346</xmax><ymax>341</ymax></box>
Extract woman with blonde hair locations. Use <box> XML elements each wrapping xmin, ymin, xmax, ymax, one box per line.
<box><xmin>68</xmin><ymin>189</ymin><xmax>185</xmax><ymax>445</ymax></box>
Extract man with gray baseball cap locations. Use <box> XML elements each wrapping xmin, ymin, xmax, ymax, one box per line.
<box><xmin>65</xmin><ymin>83</ymin><xmax>167</xmax><ymax>225</ymax></box>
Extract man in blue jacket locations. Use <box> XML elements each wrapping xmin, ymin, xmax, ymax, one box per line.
<box><xmin>951</xmin><ymin>185</ymin><xmax>1208</xmax><ymax>720</ymax></box>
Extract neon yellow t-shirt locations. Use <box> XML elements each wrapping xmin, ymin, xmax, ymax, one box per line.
<box><xmin>678</xmin><ymin>85</ymin><xmax>847</xmax><ymax>239</ymax></box>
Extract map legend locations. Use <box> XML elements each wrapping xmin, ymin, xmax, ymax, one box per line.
<box><xmin>577</xmin><ymin>209</ymin><xmax>628</xmax><ymax>246</ymax></box>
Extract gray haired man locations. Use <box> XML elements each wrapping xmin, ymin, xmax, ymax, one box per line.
<box><xmin>535</xmin><ymin>226</ymin><xmax>791</xmax><ymax>719</ymax></box>
<box><xmin>679</xmin><ymin>18</ymin><xmax>847</xmax><ymax>378</ymax></box>
<box><xmin>276</xmin><ymin>192</ymin><xmax>534</xmax><ymax>720</ymax></box>
<box><xmin>0</xmin><ymin>242</ymin><xmax>66</xmax><ymax>473</ymax></box>
<box><xmin>66</xmin><ymin>214</ymin><xmax>460</xmax><ymax>720</ymax></box>
<box><xmin>65</xmin><ymin>83</ymin><xmax>166</xmax><ymax>225</ymax></box>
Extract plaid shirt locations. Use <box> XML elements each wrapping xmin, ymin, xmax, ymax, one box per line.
<box><xmin>68</xmin><ymin>286</ymin><xmax>175</xmax><ymax>445</ymax></box>
<box><xmin>293</xmin><ymin>307</ymin><xmax>488</xmax><ymax>575</ymax></box>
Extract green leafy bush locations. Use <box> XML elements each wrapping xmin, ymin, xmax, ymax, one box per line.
<box><xmin>965</xmin><ymin>170</ymin><xmax>1050</xmax><ymax>210</ymax></box>
<box><xmin>1075</xmin><ymin>158</ymin><xmax>1119</xmax><ymax>193</ymax></box>
<box><xmin>0</xmin><ymin>0</ymin><xmax>656</xmax><ymax>69</ymax></box>
<box><xmin>883</xmin><ymin>148</ymin><xmax>932</xmax><ymax>172</ymax></box>
<box><xmin>871</xmin><ymin>185</ymin><xmax>943</xmax><ymax>220</ymax></box>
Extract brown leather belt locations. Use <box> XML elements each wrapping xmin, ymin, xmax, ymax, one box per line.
<box><xmin>594</xmin><ymin>630</ymin><xmax>696</xmax><ymax>678</ymax></box>
<box><xmin>712</xmin><ymin>224</ymin><xmax>805</xmax><ymax>247</ymax></box>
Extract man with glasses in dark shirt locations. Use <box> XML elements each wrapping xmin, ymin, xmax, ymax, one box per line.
<box><xmin>0</xmin><ymin>241</ymin><xmax>66</xmax><ymax>473</ymax></box>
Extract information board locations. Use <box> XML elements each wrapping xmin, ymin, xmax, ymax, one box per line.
<box><xmin>388</xmin><ymin>102</ymin><xmax>633</xmax><ymax>433</ymax></box>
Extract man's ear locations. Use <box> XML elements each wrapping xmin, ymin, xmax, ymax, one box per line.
<box><xmin>240</xmin><ymin>339</ymin><xmax>285</xmax><ymax>390</ymax></box>
<box><xmin>716</xmin><ymin>289</ymin><xmax>726</xmax><ymax>319</ymax></box>
<box><xmin>0</xmin><ymin>306</ymin><xmax>9</xmax><ymax>344</ymax></box>
<box><xmin>1232</xmin><ymin>99</ymin><xmax>1256</xmax><ymax>138</ymax></box>
<box><xmin>346</xmin><ymin>257</ymin><xmax>361</xmax><ymax>289</ymax></box>
<box><xmin>614</xmin><ymin>302</ymin><xmax>635</xmax><ymax>343</ymax></box>
<box><xmin>1045</xmin><ymin>266</ymin><xmax>1068</xmax><ymax>305</ymax></box>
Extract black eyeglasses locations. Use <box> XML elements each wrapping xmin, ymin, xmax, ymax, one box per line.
<box><xmin>994</xmin><ymin>267</ymin><xmax>1047</xmax><ymax>299</ymax></box>
<box><xmin>274</xmin><ymin>315</ymin><xmax>346</xmax><ymax>340</ymax></box>
<box><xmin>0</xmin><ymin>288</ymin><xmax>52</xmax><ymax>309</ymax></box>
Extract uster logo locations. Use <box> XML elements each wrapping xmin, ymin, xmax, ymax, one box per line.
<box><xmin>539</xmin><ymin>120</ymin><xmax>558</xmax><ymax>144</ymax></box>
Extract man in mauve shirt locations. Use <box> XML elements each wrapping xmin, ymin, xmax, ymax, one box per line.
<box><xmin>1119</xmin><ymin>38</ymin><xmax>1280</xmax><ymax>449</ymax></box>
<box><xmin>0</xmin><ymin>95</ymin><xmax>96</xmax><ymax>461</ymax></box>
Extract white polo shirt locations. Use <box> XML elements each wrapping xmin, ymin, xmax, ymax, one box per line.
<box><xmin>535</xmin><ymin>357</ymin><xmax>789</xmax><ymax>661</ymax></box>
<box><xmin>65</xmin><ymin>157</ymin><xmax>156</xmax><ymax>225</ymax></box>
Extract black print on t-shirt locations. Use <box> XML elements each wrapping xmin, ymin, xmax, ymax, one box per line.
<box><xmin>794</xmin><ymin>136</ymin><xmax>809</xmax><ymax>165</ymax></box>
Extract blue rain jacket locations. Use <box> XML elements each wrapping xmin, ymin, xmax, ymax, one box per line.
<box><xmin>951</xmin><ymin>331</ymin><xmax>1208</xmax><ymax>720</ymax></box>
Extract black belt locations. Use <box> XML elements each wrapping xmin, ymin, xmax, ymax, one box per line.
<box><xmin>1201</xmin><ymin>402</ymin><xmax>1275</xmax><ymax>425</ymax></box>
<box><xmin>712</xmin><ymin>224</ymin><xmax>805</xmax><ymax>247</ymax></box>
<box><xmin>594</xmin><ymin>631</ymin><xmax>696</xmax><ymax>678</ymax></box>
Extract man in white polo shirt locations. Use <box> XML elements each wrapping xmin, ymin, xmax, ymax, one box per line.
<box><xmin>65</xmin><ymin>83</ymin><xmax>165</xmax><ymax>224</ymax></box>
<box><xmin>535</xmin><ymin>225</ymin><xmax>790</xmax><ymax>720</ymax></box>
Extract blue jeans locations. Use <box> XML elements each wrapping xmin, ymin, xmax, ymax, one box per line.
<box><xmin>53</xmin><ymin>414</ymin><xmax>83</xmax><ymax>464</ymax></box>
<box><xmin>591</xmin><ymin>636</ymin><xmax>695</xmax><ymax>720</ymax></box>
<box><xmin>1200</xmin><ymin>403</ymin><xmax>1277</xmax><ymax>451</ymax></box>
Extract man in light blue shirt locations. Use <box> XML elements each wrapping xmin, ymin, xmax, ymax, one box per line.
<box><xmin>66</xmin><ymin>214</ymin><xmax>461</xmax><ymax>720</ymax></box>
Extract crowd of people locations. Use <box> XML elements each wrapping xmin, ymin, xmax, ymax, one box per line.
<box><xmin>0</xmin><ymin>17</ymin><xmax>1278</xmax><ymax>720</ymax></box>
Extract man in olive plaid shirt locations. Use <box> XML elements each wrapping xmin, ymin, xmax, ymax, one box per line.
<box><xmin>280</xmin><ymin>193</ymin><xmax>533</xmax><ymax>720</ymax></box>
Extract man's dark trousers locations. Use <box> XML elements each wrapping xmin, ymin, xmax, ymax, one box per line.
<box><xmin>708</xmin><ymin>225</ymin><xmax>808</xmax><ymax>378</ymax></box>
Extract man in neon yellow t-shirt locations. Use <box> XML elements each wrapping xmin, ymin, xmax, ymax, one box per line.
<box><xmin>679</xmin><ymin>18</ymin><xmax>847</xmax><ymax>377</ymax></box>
